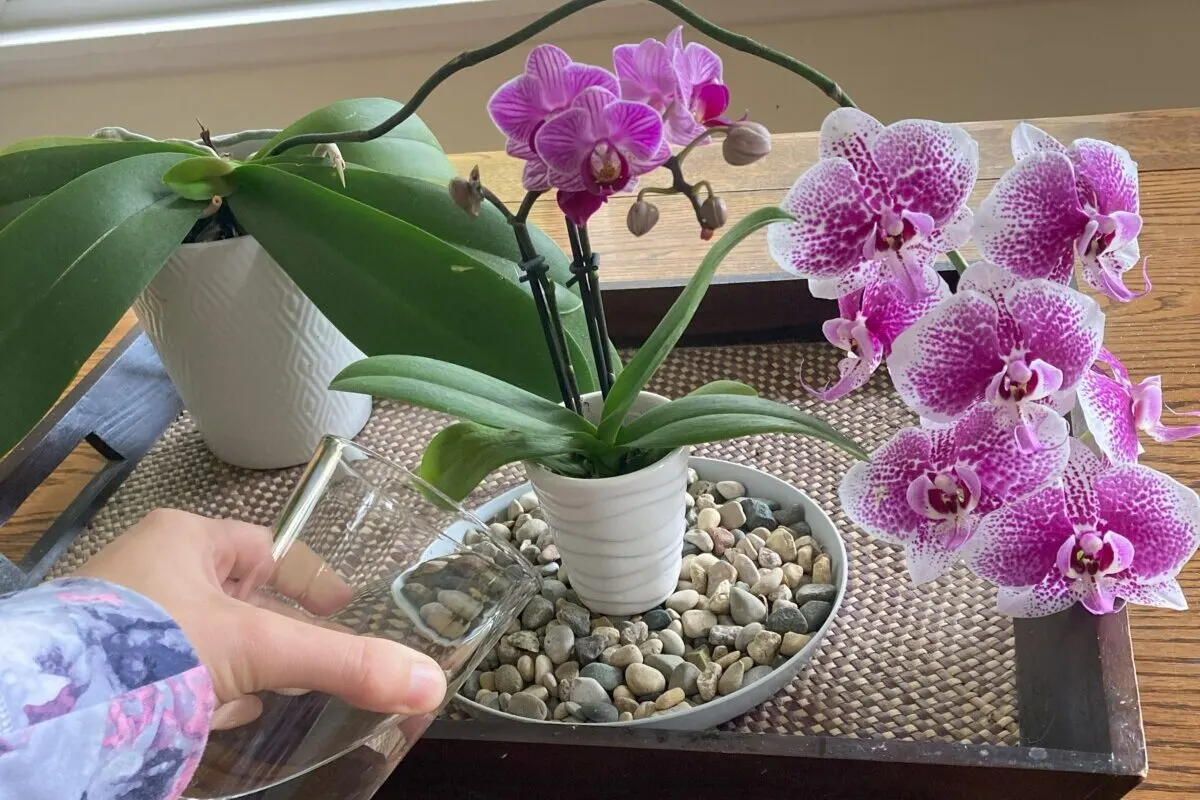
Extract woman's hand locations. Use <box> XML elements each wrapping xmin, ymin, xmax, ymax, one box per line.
<box><xmin>77</xmin><ymin>508</ymin><xmax>446</xmax><ymax>728</ymax></box>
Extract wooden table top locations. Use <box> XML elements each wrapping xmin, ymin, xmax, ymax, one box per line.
<box><xmin>4</xmin><ymin>108</ymin><xmax>1198</xmax><ymax>798</ymax></box>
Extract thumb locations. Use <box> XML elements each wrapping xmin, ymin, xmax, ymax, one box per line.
<box><xmin>236</xmin><ymin>606</ymin><xmax>447</xmax><ymax>715</ymax></box>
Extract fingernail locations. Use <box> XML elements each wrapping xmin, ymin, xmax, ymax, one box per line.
<box><xmin>405</xmin><ymin>661</ymin><xmax>447</xmax><ymax>713</ymax></box>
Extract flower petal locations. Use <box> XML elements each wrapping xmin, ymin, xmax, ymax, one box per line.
<box><xmin>521</xmin><ymin>157</ymin><xmax>552</xmax><ymax>192</ymax></box>
<box><xmin>955</xmin><ymin>403</ymin><xmax>1070</xmax><ymax>506</ymax></box>
<box><xmin>1094</xmin><ymin>463</ymin><xmax>1200</xmax><ymax>581</ymax></box>
<box><xmin>974</xmin><ymin>151</ymin><xmax>1088</xmax><ymax>283</ymax></box>
<box><xmin>873</xmin><ymin>119</ymin><xmax>979</xmax><ymax>224</ymax></box>
<box><xmin>1010</xmin><ymin>122</ymin><xmax>1068</xmax><ymax>162</ymax></box>
<box><xmin>767</xmin><ymin>158</ymin><xmax>877</xmax><ymax>283</ymax></box>
<box><xmin>906</xmin><ymin>524</ymin><xmax>966</xmax><ymax>585</ymax></box>
<box><xmin>565</xmin><ymin>63</ymin><xmax>620</xmax><ymax>105</ymax></box>
<box><xmin>819</xmin><ymin>108</ymin><xmax>890</xmax><ymax>211</ymax></box>
<box><xmin>612</xmin><ymin>39</ymin><xmax>676</xmax><ymax>108</ymax></box>
<box><xmin>677</xmin><ymin>41</ymin><xmax>722</xmax><ymax>89</ymax></box>
<box><xmin>887</xmin><ymin>291</ymin><xmax>1006</xmax><ymax>422</ymax></box>
<box><xmin>1116</xmin><ymin>576</ymin><xmax>1188</xmax><ymax>611</ymax></box>
<box><xmin>1070</xmin><ymin>138</ymin><xmax>1139</xmax><ymax>215</ymax></box>
<box><xmin>534</xmin><ymin>106</ymin><xmax>591</xmax><ymax>173</ymax></box>
<box><xmin>863</xmin><ymin>269</ymin><xmax>952</xmax><ymax>353</ymax></box>
<box><xmin>1135</xmin><ymin>377</ymin><xmax>1200</xmax><ymax>444</ymax></box>
<box><xmin>925</xmin><ymin>206</ymin><xmax>973</xmax><ymax>253</ymax></box>
<box><xmin>994</xmin><ymin>576</ymin><xmax>1079</xmax><ymax>617</ymax></box>
<box><xmin>525</xmin><ymin>44</ymin><xmax>574</xmax><ymax>108</ymax></box>
<box><xmin>803</xmin><ymin>346</ymin><xmax>882</xmax><ymax>402</ymax></box>
<box><xmin>1006</xmin><ymin>278</ymin><xmax>1105</xmax><ymax>392</ymax></box>
<box><xmin>1077</xmin><ymin>368</ymin><xmax>1141</xmax><ymax>464</ymax></box>
<box><xmin>838</xmin><ymin>428</ymin><xmax>931</xmax><ymax>544</ymax></box>
<box><xmin>556</xmin><ymin>190</ymin><xmax>606</xmax><ymax>226</ymax></box>
<box><xmin>807</xmin><ymin>261</ymin><xmax>888</xmax><ymax>301</ymax></box>
<box><xmin>1062</xmin><ymin>438</ymin><xmax>1105</xmax><ymax>523</ymax></box>
<box><xmin>488</xmin><ymin>75</ymin><xmax>545</xmax><ymax>144</ymax></box>
<box><xmin>605</xmin><ymin>99</ymin><xmax>666</xmax><ymax>162</ymax></box>
<box><xmin>967</xmin><ymin>485</ymin><xmax>1075</xmax><ymax>587</ymax></box>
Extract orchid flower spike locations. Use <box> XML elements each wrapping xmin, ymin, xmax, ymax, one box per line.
<box><xmin>313</xmin><ymin>143</ymin><xmax>346</xmax><ymax>187</ymax></box>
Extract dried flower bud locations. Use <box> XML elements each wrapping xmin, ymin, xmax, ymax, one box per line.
<box><xmin>313</xmin><ymin>143</ymin><xmax>347</xmax><ymax>187</ymax></box>
<box><xmin>722</xmin><ymin>121</ymin><xmax>772</xmax><ymax>167</ymax></box>
<box><xmin>627</xmin><ymin>199</ymin><xmax>660</xmax><ymax>237</ymax></box>
<box><xmin>698</xmin><ymin>196</ymin><xmax>728</xmax><ymax>234</ymax></box>
<box><xmin>449</xmin><ymin>166</ymin><xmax>486</xmax><ymax>218</ymax></box>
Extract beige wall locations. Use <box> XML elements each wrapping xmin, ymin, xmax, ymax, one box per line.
<box><xmin>2</xmin><ymin>0</ymin><xmax>1198</xmax><ymax>152</ymax></box>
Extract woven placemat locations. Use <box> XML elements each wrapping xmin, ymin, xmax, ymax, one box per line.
<box><xmin>49</xmin><ymin>342</ymin><xmax>1017</xmax><ymax>745</ymax></box>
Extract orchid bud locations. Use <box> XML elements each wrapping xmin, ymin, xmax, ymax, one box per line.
<box><xmin>449</xmin><ymin>165</ymin><xmax>485</xmax><ymax>218</ymax></box>
<box><xmin>627</xmin><ymin>199</ymin><xmax>660</xmax><ymax>237</ymax></box>
<box><xmin>698</xmin><ymin>196</ymin><xmax>728</xmax><ymax>234</ymax></box>
<box><xmin>722</xmin><ymin>121</ymin><xmax>772</xmax><ymax>167</ymax></box>
<box><xmin>313</xmin><ymin>143</ymin><xmax>347</xmax><ymax>187</ymax></box>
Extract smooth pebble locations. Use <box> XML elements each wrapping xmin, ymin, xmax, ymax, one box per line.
<box><xmin>625</xmin><ymin>663</ymin><xmax>667</xmax><ymax>696</ymax></box>
<box><xmin>729</xmin><ymin>587</ymin><xmax>767</xmax><ymax>626</ymax></box>
<box><xmin>780</xmin><ymin>631</ymin><xmax>812</xmax><ymax>657</ymax></box>
<box><xmin>747</xmin><ymin>630</ymin><xmax>782</xmax><ymax>665</ymax></box>
<box><xmin>718</xmin><ymin>661</ymin><xmax>745</xmax><ymax>695</ymax></box>
<box><xmin>666</xmin><ymin>590</ymin><xmax>700</xmax><ymax>613</ymax></box>
<box><xmin>543</xmin><ymin>623</ymin><xmax>575</xmax><ymax>665</ymax></box>
<box><xmin>681</xmin><ymin>609</ymin><xmax>718</xmax><ymax>639</ymax></box>
<box><xmin>718</xmin><ymin>500</ymin><xmax>747</xmax><ymax>529</ymax></box>
<box><xmin>669</xmin><ymin>662</ymin><xmax>701</xmax><ymax>695</ymax></box>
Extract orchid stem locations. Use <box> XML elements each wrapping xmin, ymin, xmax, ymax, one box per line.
<box><xmin>566</xmin><ymin>220</ymin><xmax>614</xmax><ymax>396</ymax></box>
<box><xmin>262</xmin><ymin>0</ymin><xmax>855</xmax><ymax>157</ymax></box>
<box><xmin>947</xmin><ymin>249</ymin><xmax>970</xmax><ymax>274</ymax></box>
<box><xmin>675</xmin><ymin>126</ymin><xmax>726</xmax><ymax>164</ymax></box>
<box><xmin>509</xmin><ymin>191</ymin><xmax>583</xmax><ymax>413</ymax></box>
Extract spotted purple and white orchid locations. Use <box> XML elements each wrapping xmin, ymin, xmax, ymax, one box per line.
<box><xmin>840</xmin><ymin>404</ymin><xmax>1069</xmax><ymax>584</ymax></box>
<box><xmin>1077</xmin><ymin>349</ymin><xmax>1200</xmax><ymax>465</ymax></box>
<box><xmin>967</xmin><ymin>441</ymin><xmax>1200</xmax><ymax>616</ymax></box>
<box><xmin>767</xmin><ymin>108</ymin><xmax>1199</xmax><ymax>618</ymax></box>
<box><xmin>974</xmin><ymin>123</ymin><xmax>1151</xmax><ymax>302</ymax></box>
<box><xmin>768</xmin><ymin>108</ymin><xmax>979</xmax><ymax>301</ymax></box>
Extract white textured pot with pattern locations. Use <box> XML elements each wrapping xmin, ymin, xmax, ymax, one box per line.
<box><xmin>134</xmin><ymin>236</ymin><xmax>371</xmax><ymax>469</ymax></box>
<box><xmin>525</xmin><ymin>391</ymin><xmax>688</xmax><ymax>616</ymax></box>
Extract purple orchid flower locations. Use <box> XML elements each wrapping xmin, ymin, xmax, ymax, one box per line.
<box><xmin>487</xmin><ymin>44</ymin><xmax>619</xmax><ymax>191</ymax></box>
<box><xmin>967</xmin><ymin>439</ymin><xmax>1200</xmax><ymax>616</ymax></box>
<box><xmin>768</xmin><ymin>108</ymin><xmax>979</xmax><ymax>301</ymax></box>
<box><xmin>612</xmin><ymin>27</ymin><xmax>729</xmax><ymax>146</ymax></box>
<box><xmin>974</xmin><ymin>122</ymin><xmax>1150</xmax><ymax>302</ymax></box>
<box><xmin>805</xmin><ymin>271</ymin><xmax>951</xmax><ymax>401</ymax></box>
<box><xmin>888</xmin><ymin>262</ymin><xmax>1104</xmax><ymax>437</ymax></box>
<box><xmin>1077</xmin><ymin>348</ymin><xmax>1200</xmax><ymax>465</ymax></box>
<box><xmin>535</xmin><ymin>86</ymin><xmax>668</xmax><ymax>225</ymax></box>
<box><xmin>840</xmin><ymin>403</ymin><xmax>1069</xmax><ymax>584</ymax></box>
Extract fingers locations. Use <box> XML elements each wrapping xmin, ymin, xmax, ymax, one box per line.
<box><xmin>268</xmin><ymin>540</ymin><xmax>354</xmax><ymax>617</ymax></box>
<box><xmin>211</xmin><ymin>696</ymin><xmax>264</xmax><ymax>731</ymax></box>
<box><xmin>237</xmin><ymin>606</ymin><xmax>447</xmax><ymax>715</ymax></box>
<box><xmin>200</xmin><ymin>517</ymin><xmax>276</xmax><ymax>587</ymax></box>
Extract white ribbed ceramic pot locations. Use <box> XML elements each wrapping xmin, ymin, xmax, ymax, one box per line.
<box><xmin>134</xmin><ymin>236</ymin><xmax>371</xmax><ymax>470</ymax></box>
<box><xmin>525</xmin><ymin>391</ymin><xmax>688</xmax><ymax>616</ymax></box>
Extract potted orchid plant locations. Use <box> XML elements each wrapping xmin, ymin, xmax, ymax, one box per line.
<box><xmin>329</xmin><ymin>31</ymin><xmax>872</xmax><ymax>615</ymax></box>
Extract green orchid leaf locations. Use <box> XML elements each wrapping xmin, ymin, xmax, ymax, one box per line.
<box><xmin>616</xmin><ymin>394</ymin><xmax>866</xmax><ymax>460</ymax></box>
<box><xmin>418</xmin><ymin>421</ymin><xmax>598</xmax><ymax>501</ymax></box>
<box><xmin>0</xmin><ymin>152</ymin><xmax>204</xmax><ymax>456</ymax></box>
<box><xmin>0</xmin><ymin>140</ymin><xmax>206</xmax><ymax>211</ymax></box>
<box><xmin>273</xmin><ymin>163</ymin><xmax>575</xmax><ymax>289</ymax></box>
<box><xmin>162</xmin><ymin>156</ymin><xmax>239</xmax><ymax>200</ymax></box>
<box><xmin>597</xmin><ymin>206</ymin><xmax>793</xmax><ymax>442</ymax></box>
<box><xmin>332</xmin><ymin>355</ymin><xmax>596</xmax><ymax>435</ymax></box>
<box><xmin>619</xmin><ymin>410</ymin><xmax>868</xmax><ymax>462</ymax></box>
<box><xmin>264</xmin><ymin>162</ymin><xmax>599</xmax><ymax>391</ymax></box>
<box><xmin>254</xmin><ymin>98</ymin><xmax>455</xmax><ymax>184</ymax></box>
<box><xmin>1</xmin><ymin>136</ymin><xmax>113</xmax><ymax>154</ymax></box>
<box><xmin>227</xmin><ymin>164</ymin><xmax>591</xmax><ymax>399</ymax></box>
<box><xmin>687</xmin><ymin>380</ymin><xmax>758</xmax><ymax>398</ymax></box>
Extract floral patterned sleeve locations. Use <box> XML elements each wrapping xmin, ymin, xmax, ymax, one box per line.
<box><xmin>0</xmin><ymin>576</ymin><xmax>214</xmax><ymax>800</ymax></box>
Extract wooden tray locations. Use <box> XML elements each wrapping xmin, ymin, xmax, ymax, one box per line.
<box><xmin>0</xmin><ymin>276</ymin><xmax>1146</xmax><ymax>799</ymax></box>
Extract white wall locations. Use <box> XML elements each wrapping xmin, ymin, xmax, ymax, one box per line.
<box><xmin>2</xmin><ymin>0</ymin><xmax>1198</xmax><ymax>151</ymax></box>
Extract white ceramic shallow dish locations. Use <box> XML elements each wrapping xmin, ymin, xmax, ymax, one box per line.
<box><xmin>452</xmin><ymin>456</ymin><xmax>849</xmax><ymax>730</ymax></box>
